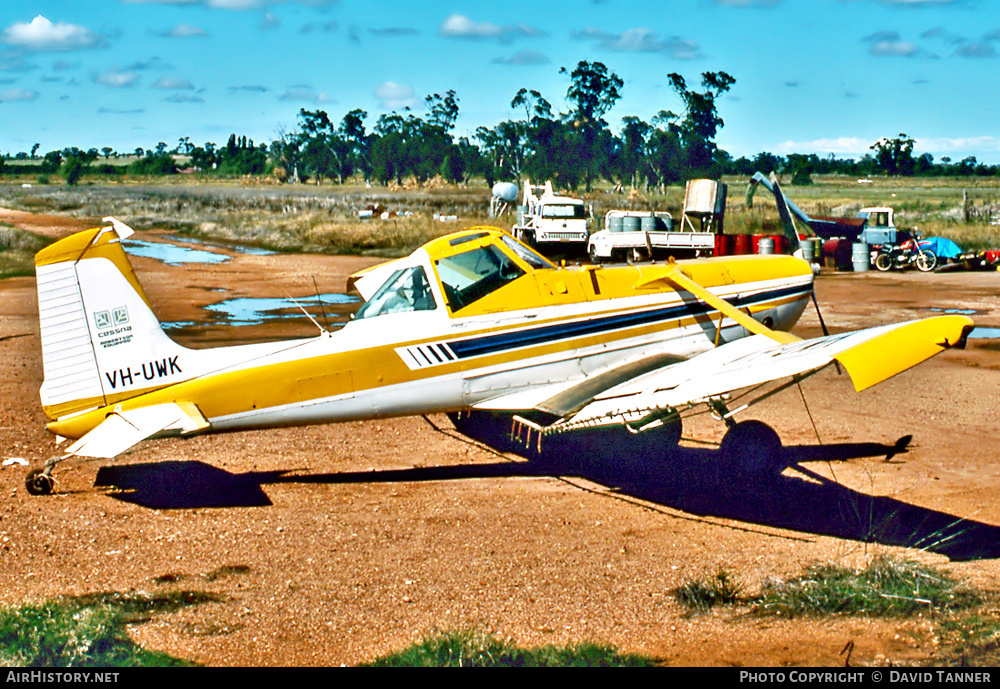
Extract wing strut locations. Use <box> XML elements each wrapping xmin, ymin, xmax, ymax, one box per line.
<box><xmin>660</xmin><ymin>265</ymin><xmax>801</xmax><ymax>345</ymax></box>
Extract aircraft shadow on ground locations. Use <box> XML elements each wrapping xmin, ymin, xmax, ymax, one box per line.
<box><xmin>93</xmin><ymin>427</ymin><xmax>1000</xmax><ymax>562</ymax></box>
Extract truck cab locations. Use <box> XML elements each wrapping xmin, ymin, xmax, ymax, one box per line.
<box><xmin>858</xmin><ymin>207</ymin><xmax>898</xmax><ymax>245</ymax></box>
<box><xmin>512</xmin><ymin>180</ymin><xmax>590</xmax><ymax>249</ymax></box>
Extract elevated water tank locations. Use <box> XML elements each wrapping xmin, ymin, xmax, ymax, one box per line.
<box><xmin>684</xmin><ymin>179</ymin><xmax>722</xmax><ymax>215</ymax></box>
<box><xmin>492</xmin><ymin>182</ymin><xmax>519</xmax><ymax>202</ymax></box>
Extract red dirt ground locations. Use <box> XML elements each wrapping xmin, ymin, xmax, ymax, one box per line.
<box><xmin>1</xmin><ymin>208</ymin><xmax>999</xmax><ymax>666</ymax></box>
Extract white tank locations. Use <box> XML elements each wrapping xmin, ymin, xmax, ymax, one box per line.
<box><xmin>685</xmin><ymin>179</ymin><xmax>721</xmax><ymax>215</ymax></box>
<box><xmin>492</xmin><ymin>182</ymin><xmax>518</xmax><ymax>202</ymax></box>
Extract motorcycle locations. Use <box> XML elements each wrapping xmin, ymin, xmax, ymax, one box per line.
<box><xmin>872</xmin><ymin>235</ymin><xmax>937</xmax><ymax>273</ymax></box>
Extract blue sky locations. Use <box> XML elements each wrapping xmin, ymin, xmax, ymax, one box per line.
<box><xmin>1</xmin><ymin>0</ymin><xmax>999</xmax><ymax>164</ymax></box>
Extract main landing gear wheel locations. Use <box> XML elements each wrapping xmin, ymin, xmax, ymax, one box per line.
<box><xmin>25</xmin><ymin>469</ymin><xmax>54</xmax><ymax>496</ymax></box>
<box><xmin>719</xmin><ymin>420</ymin><xmax>784</xmax><ymax>480</ymax></box>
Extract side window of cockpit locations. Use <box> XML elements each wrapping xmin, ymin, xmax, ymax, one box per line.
<box><xmin>501</xmin><ymin>234</ymin><xmax>555</xmax><ymax>270</ymax></box>
<box><xmin>435</xmin><ymin>245</ymin><xmax>525</xmax><ymax>312</ymax></box>
<box><xmin>353</xmin><ymin>266</ymin><xmax>437</xmax><ymax>319</ymax></box>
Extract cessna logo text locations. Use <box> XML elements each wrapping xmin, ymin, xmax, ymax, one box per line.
<box><xmin>104</xmin><ymin>357</ymin><xmax>181</xmax><ymax>389</ymax></box>
<box><xmin>94</xmin><ymin>306</ymin><xmax>133</xmax><ymax>349</ymax></box>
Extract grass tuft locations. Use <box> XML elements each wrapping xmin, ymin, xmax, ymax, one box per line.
<box><xmin>753</xmin><ymin>556</ymin><xmax>981</xmax><ymax>618</ymax></box>
<box><xmin>363</xmin><ymin>628</ymin><xmax>656</xmax><ymax>667</ymax></box>
<box><xmin>0</xmin><ymin>591</ymin><xmax>217</xmax><ymax>667</ymax></box>
<box><xmin>675</xmin><ymin>569</ymin><xmax>745</xmax><ymax>612</ymax></box>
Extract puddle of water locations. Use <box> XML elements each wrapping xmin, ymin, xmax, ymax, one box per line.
<box><xmin>969</xmin><ymin>327</ymin><xmax>1000</xmax><ymax>339</ymax></box>
<box><xmin>165</xmin><ymin>235</ymin><xmax>277</xmax><ymax>256</ymax></box>
<box><xmin>204</xmin><ymin>293</ymin><xmax>360</xmax><ymax>326</ymax></box>
<box><xmin>923</xmin><ymin>307</ymin><xmax>981</xmax><ymax>315</ymax></box>
<box><xmin>125</xmin><ymin>239</ymin><xmax>230</xmax><ymax>266</ymax></box>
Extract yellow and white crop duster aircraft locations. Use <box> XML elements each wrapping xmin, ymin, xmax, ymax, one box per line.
<box><xmin>26</xmin><ymin>209</ymin><xmax>972</xmax><ymax>495</ymax></box>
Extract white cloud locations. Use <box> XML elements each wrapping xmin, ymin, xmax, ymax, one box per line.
<box><xmin>876</xmin><ymin>0</ymin><xmax>964</xmax><ymax>5</ymax></box>
<box><xmin>0</xmin><ymin>15</ymin><xmax>103</xmax><ymax>53</ymax></box>
<box><xmin>862</xmin><ymin>30</ymin><xmax>934</xmax><ymax>57</ymax></box>
<box><xmin>208</xmin><ymin>0</ymin><xmax>265</xmax><ymax>9</ymax></box>
<box><xmin>0</xmin><ymin>88</ymin><xmax>38</xmax><ymax>102</ymax></box>
<box><xmin>94</xmin><ymin>69</ymin><xmax>139</xmax><ymax>88</ymax></box>
<box><xmin>123</xmin><ymin>0</ymin><xmax>265</xmax><ymax>7</ymax></box>
<box><xmin>774</xmin><ymin>135</ymin><xmax>1000</xmax><ymax>159</ymax></box>
<box><xmin>714</xmin><ymin>0</ymin><xmax>780</xmax><ymax>6</ymax></box>
<box><xmin>439</xmin><ymin>14</ymin><xmax>543</xmax><ymax>42</ymax></box>
<box><xmin>162</xmin><ymin>24</ymin><xmax>208</xmax><ymax>38</ymax></box>
<box><xmin>261</xmin><ymin>12</ymin><xmax>281</xmax><ymax>31</ymax></box>
<box><xmin>152</xmin><ymin>77</ymin><xmax>195</xmax><ymax>89</ymax></box>
<box><xmin>278</xmin><ymin>87</ymin><xmax>335</xmax><ymax>103</ymax></box>
<box><xmin>955</xmin><ymin>42</ymin><xmax>996</xmax><ymax>57</ymax></box>
<box><xmin>374</xmin><ymin>81</ymin><xmax>417</xmax><ymax>109</ymax></box>
<box><xmin>870</xmin><ymin>39</ymin><xmax>921</xmax><ymax>56</ymax></box>
<box><xmin>774</xmin><ymin>137</ymin><xmax>873</xmax><ymax>156</ymax></box>
<box><xmin>493</xmin><ymin>50</ymin><xmax>551</xmax><ymax>66</ymax></box>
<box><xmin>916</xmin><ymin>136</ymin><xmax>1000</xmax><ymax>154</ymax></box>
<box><xmin>165</xmin><ymin>93</ymin><xmax>204</xmax><ymax>103</ymax></box>
<box><xmin>571</xmin><ymin>28</ymin><xmax>616</xmax><ymax>41</ymax></box>
<box><xmin>440</xmin><ymin>14</ymin><xmax>503</xmax><ymax>39</ymax></box>
<box><xmin>574</xmin><ymin>27</ymin><xmax>702</xmax><ymax>59</ymax></box>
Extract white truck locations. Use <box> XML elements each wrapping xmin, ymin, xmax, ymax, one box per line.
<box><xmin>588</xmin><ymin>210</ymin><xmax>716</xmax><ymax>263</ymax></box>
<box><xmin>511</xmin><ymin>181</ymin><xmax>590</xmax><ymax>249</ymax></box>
<box><xmin>587</xmin><ymin>180</ymin><xmax>723</xmax><ymax>263</ymax></box>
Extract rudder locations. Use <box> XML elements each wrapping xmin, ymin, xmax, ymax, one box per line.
<box><xmin>35</xmin><ymin>218</ymin><xmax>190</xmax><ymax>419</ymax></box>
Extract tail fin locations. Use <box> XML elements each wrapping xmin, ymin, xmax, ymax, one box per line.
<box><xmin>35</xmin><ymin>218</ymin><xmax>189</xmax><ymax>420</ymax></box>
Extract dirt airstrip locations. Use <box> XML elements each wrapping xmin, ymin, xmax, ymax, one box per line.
<box><xmin>1</xmin><ymin>208</ymin><xmax>1000</xmax><ymax>667</ymax></box>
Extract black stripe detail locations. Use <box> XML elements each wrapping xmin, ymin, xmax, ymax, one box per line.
<box><xmin>447</xmin><ymin>284</ymin><xmax>810</xmax><ymax>360</ymax></box>
<box><xmin>434</xmin><ymin>343</ymin><xmax>454</xmax><ymax>361</ymax></box>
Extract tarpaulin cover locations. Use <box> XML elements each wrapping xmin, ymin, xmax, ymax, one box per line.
<box><xmin>918</xmin><ymin>237</ymin><xmax>963</xmax><ymax>259</ymax></box>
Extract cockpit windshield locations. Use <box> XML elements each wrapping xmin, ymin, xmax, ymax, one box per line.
<box><xmin>500</xmin><ymin>234</ymin><xmax>556</xmax><ymax>270</ymax></box>
<box><xmin>435</xmin><ymin>244</ymin><xmax>525</xmax><ymax>312</ymax></box>
<box><xmin>354</xmin><ymin>265</ymin><xmax>437</xmax><ymax>319</ymax></box>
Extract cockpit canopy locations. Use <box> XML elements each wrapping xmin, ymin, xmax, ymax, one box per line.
<box><xmin>354</xmin><ymin>265</ymin><xmax>436</xmax><ymax>320</ymax></box>
<box><xmin>349</xmin><ymin>228</ymin><xmax>555</xmax><ymax>320</ymax></box>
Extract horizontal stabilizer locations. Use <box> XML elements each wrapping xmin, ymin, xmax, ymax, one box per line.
<box><xmin>65</xmin><ymin>402</ymin><xmax>209</xmax><ymax>459</ymax></box>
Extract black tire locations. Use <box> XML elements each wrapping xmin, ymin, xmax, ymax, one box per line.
<box><xmin>874</xmin><ymin>252</ymin><xmax>893</xmax><ymax>272</ymax></box>
<box><xmin>718</xmin><ymin>420</ymin><xmax>784</xmax><ymax>480</ymax></box>
<box><xmin>25</xmin><ymin>469</ymin><xmax>54</xmax><ymax>496</ymax></box>
<box><xmin>588</xmin><ymin>244</ymin><xmax>600</xmax><ymax>264</ymax></box>
<box><xmin>915</xmin><ymin>250</ymin><xmax>937</xmax><ymax>272</ymax></box>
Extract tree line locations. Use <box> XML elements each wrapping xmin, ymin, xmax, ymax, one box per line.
<box><xmin>3</xmin><ymin>62</ymin><xmax>998</xmax><ymax>188</ymax></box>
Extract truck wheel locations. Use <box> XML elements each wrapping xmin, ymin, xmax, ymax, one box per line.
<box><xmin>588</xmin><ymin>244</ymin><xmax>601</xmax><ymax>264</ymax></box>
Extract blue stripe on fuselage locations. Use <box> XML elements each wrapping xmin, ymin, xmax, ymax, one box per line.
<box><xmin>447</xmin><ymin>284</ymin><xmax>810</xmax><ymax>360</ymax></box>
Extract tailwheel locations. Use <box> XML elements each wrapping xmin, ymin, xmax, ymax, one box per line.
<box><xmin>719</xmin><ymin>420</ymin><xmax>784</xmax><ymax>481</ymax></box>
<box><xmin>25</xmin><ymin>469</ymin><xmax>54</xmax><ymax>496</ymax></box>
